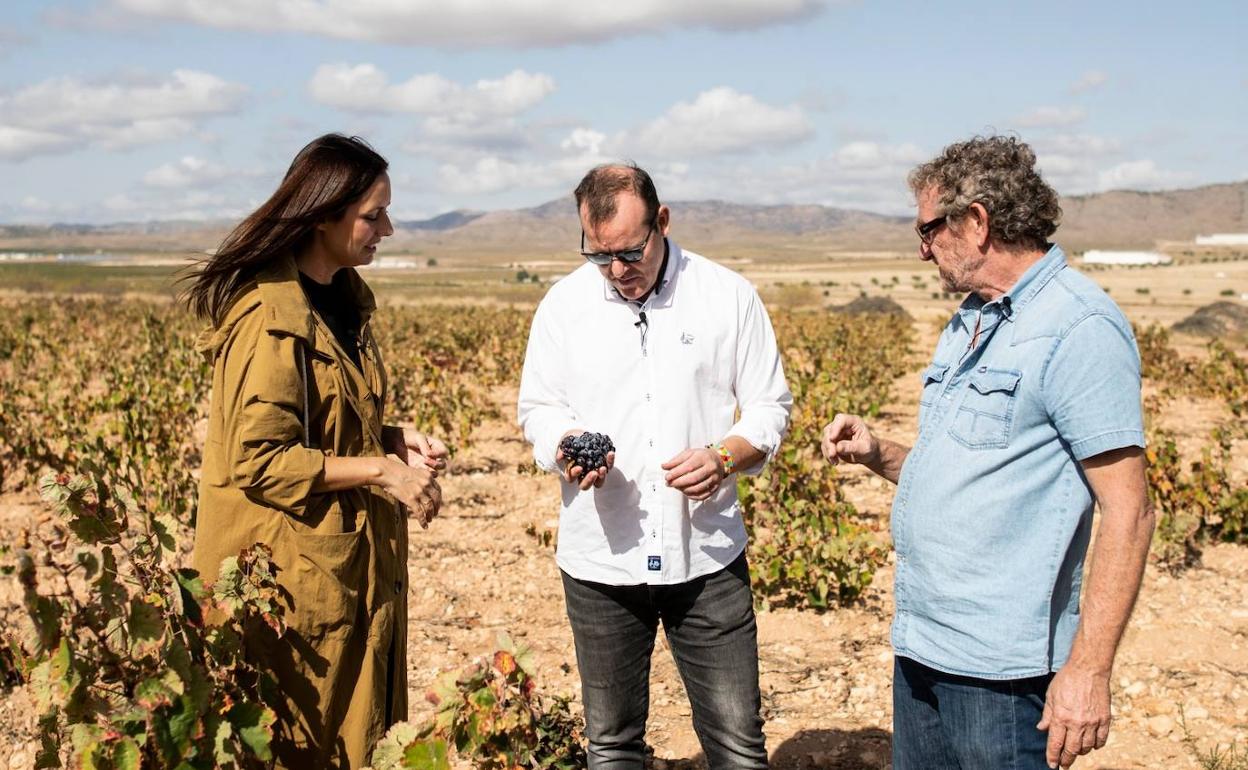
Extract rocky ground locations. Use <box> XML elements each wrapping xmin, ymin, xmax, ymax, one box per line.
<box><xmin>1</xmin><ymin>320</ymin><xmax>1245</xmax><ymax>769</ymax></box>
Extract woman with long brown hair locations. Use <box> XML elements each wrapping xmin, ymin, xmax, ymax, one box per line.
<box><xmin>185</xmin><ymin>134</ymin><xmax>445</xmax><ymax>768</ymax></box>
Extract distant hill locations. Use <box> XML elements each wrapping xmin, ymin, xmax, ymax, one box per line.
<box><xmin>1058</xmin><ymin>181</ymin><xmax>1248</xmax><ymax>250</ymax></box>
<box><xmin>397</xmin><ymin>210</ymin><xmax>485</xmax><ymax>231</ymax></box>
<box><xmin>3</xmin><ymin>180</ymin><xmax>1246</xmax><ymax>258</ymax></box>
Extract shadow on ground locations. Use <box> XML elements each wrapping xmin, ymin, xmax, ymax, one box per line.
<box><xmin>646</xmin><ymin>727</ymin><xmax>893</xmax><ymax>770</ymax></box>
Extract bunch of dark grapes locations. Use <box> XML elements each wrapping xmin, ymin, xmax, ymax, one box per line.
<box><xmin>559</xmin><ymin>432</ymin><xmax>615</xmax><ymax>472</ymax></box>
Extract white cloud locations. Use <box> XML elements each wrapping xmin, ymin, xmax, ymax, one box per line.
<box><xmin>636</xmin><ymin>140</ymin><xmax>928</xmax><ymax>214</ymax></box>
<box><xmin>825</xmin><ymin>140</ymin><xmax>927</xmax><ymax>178</ymax></box>
<box><xmin>0</xmin><ymin>70</ymin><xmax>246</xmax><ymax>159</ymax></box>
<box><xmin>98</xmin><ymin>188</ymin><xmax>247</xmax><ymax>222</ymax></box>
<box><xmin>20</xmin><ymin>195</ymin><xmax>52</xmax><ymax>212</ymax></box>
<box><xmin>437</xmin><ymin>156</ymin><xmax>528</xmax><ymax>197</ymax></box>
<box><xmin>624</xmin><ymin>87</ymin><xmax>813</xmax><ymax>158</ymax></box>
<box><xmin>1012</xmin><ymin>105</ymin><xmax>1087</xmax><ymax>129</ymax></box>
<box><xmin>1096</xmin><ymin>159</ymin><xmax>1192</xmax><ymax>191</ymax></box>
<box><xmin>405</xmin><ymin>86</ymin><xmax>813</xmax><ymax>200</ymax></box>
<box><xmin>142</xmin><ymin>155</ymin><xmax>231</xmax><ymax>188</ymax></box>
<box><xmin>1033</xmin><ymin>133</ymin><xmax>1125</xmax><ymax>191</ymax></box>
<box><xmin>435</xmin><ymin>126</ymin><xmax>612</xmax><ymax>197</ymax></box>
<box><xmin>85</xmin><ymin>118</ymin><xmax>198</xmax><ymax>151</ymax></box>
<box><xmin>111</xmin><ymin>0</ymin><xmax>826</xmax><ymax>47</ymax></box>
<box><xmin>1036</xmin><ymin>133</ymin><xmax>1121</xmax><ymax>158</ymax></box>
<box><xmin>561</xmin><ymin>128</ymin><xmax>607</xmax><ymax>156</ymax></box>
<box><xmin>1070</xmin><ymin>70</ymin><xmax>1109</xmax><ymax>94</ymax></box>
<box><xmin>309</xmin><ymin>64</ymin><xmax>554</xmax><ymax>118</ymax></box>
<box><xmin>0</xmin><ymin>194</ymin><xmax>83</xmax><ymax>224</ymax></box>
<box><xmin>3</xmin><ymin>69</ymin><xmax>245</xmax><ymax>130</ymax></box>
<box><xmin>0</xmin><ymin>125</ymin><xmax>76</xmax><ymax>160</ymax></box>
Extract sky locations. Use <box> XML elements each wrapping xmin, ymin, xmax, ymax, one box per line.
<box><xmin>0</xmin><ymin>0</ymin><xmax>1245</xmax><ymax>225</ymax></box>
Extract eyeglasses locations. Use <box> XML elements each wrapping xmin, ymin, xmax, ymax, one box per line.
<box><xmin>580</xmin><ymin>219</ymin><xmax>656</xmax><ymax>266</ymax></box>
<box><xmin>915</xmin><ymin>214</ymin><xmax>948</xmax><ymax>245</ymax></box>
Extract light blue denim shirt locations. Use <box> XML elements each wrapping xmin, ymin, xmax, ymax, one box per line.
<box><xmin>891</xmin><ymin>244</ymin><xmax>1145</xmax><ymax>679</ymax></box>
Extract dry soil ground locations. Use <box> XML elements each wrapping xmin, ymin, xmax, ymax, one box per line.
<box><xmin>0</xmin><ymin>257</ymin><xmax>1245</xmax><ymax>769</ymax></box>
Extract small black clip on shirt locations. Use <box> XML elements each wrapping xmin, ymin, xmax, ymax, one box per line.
<box><xmin>635</xmin><ymin>310</ymin><xmax>648</xmax><ymax>354</ymax></box>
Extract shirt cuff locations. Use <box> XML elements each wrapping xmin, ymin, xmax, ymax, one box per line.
<box><xmin>531</xmin><ymin>418</ymin><xmax>579</xmax><ymax>473</ymax></box>
<box><xmin>726</xmin><ymin>422</ymin><xmax>782</xmax><ymax>477</ymax></box>
<box><xmin>1068</xmin><ymin>429</ymin><xmax>1146</xmax><ymax>461</ymax></box>
<box><xmin>239</xmin><ymin>444</ymin><xmax>326</xmax><ymax>516</ymax></box>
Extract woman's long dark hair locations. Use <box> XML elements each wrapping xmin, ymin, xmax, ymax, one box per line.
<box><xmin>182</xmin><ymin>134</ymin><xmax>388</xmax><ymax>324</ymax></box>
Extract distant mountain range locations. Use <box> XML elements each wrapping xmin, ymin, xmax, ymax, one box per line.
<box><xmin>3</xmin><ymin>180</ymin><xmax>1246</xmax><ymax>258</ymax></box>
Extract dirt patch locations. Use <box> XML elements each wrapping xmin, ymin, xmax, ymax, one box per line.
<box><xmin>1</xmin><ymin>280</ymin><xmax>1245</xmax><ymax>768</ymax></box>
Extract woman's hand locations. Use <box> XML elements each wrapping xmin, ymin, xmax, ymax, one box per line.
<box><xmin>384</xmin><ymin>426</ymin><xmax>449</xmax><ymax>475</ymax></box>
<box><xmin>378</xmin><ymin>457</ymin><xmax>442</xmax><ymax>528</ymax></box>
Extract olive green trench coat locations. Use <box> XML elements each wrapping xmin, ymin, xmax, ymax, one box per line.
<box><xmin>193</xmin><ymin>257</ymin><xmax>407</xmax><ymax>769</ymax></box>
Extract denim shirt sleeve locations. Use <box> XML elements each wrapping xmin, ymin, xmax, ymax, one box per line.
<box><xmin>1040</xmin><ymin>313</ymin><xmax>1146</xmax><ymax>460</ymax></box>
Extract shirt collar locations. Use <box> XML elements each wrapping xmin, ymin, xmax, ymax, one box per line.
<box><xmin>1003</xmin><ymin>243</ymin><xmax>1066</xmax><ymax>318</ymax></box>
<box><xmin>955</xmin><ymin>243</ymin><xmax>1066</xmax><ymax>328</ymax></box>
<box><xmin>258</xmin><ymin>255</ymin><xmax>377</xmax><ymax>340</ymax></box>
<box><xmin>602</xmin><ymin>237</ymin><xmax>681</xmax><ymax>309</ymax></box>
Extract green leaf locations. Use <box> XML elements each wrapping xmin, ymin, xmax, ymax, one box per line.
<box><xmin>69</xmin><ymin>723</ymin><xmax>106</xmax><ymax>769</ymax></box>
<box><xmin>127</xmin><ymin>597</ymin><xmax>165</xmax><ymax>658</ymax></box>
<box><xmin>135</xmin><ymin>668</ymin><xmax>183</xmax><ymax>710</ymax></box>
<box><xmin>153</xmin><ymin>513</ymin><xmax>179</xmax><ymax>559</ymax></box>
<box><xmin>167</xmin><ymin>697</ymin><xmax>202</xmax><ymax>749</ymax></box>
<box><xmin>113</xmin><ymin>736</ymin><xmax>141</xmax><ymax>770</ymax></box>
<box><xmin>369</xmin><ymin>721</ymin><xmax>428</xmax><ymax>770</ymax></box>
<box><xmin>228</xmin><ymin>702</ymin><xmax>276</xmax><ymax>761</ymax></box>
<box><xmin>210</xmin><ymin>714</ymin><xmax>238</xmax><ymax>768</ymax></box>
<box><xmin>401</xmin><ymin>738</ymin><xmax>450</xmax><ymax>770</ymax></box>
<box><xmin>30</xmin><ymin>637</ymin><xmax>77</xmax><ymax>712</ymax></box>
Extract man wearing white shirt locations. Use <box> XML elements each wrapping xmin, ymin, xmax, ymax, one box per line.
<box><xmin>518</xmin><ymin>163</ymin><xmax>792</xmax><ymax>769</ymax></box>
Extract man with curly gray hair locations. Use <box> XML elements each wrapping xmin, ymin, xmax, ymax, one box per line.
<box><xmin>821</xmin><ymin>135</ymin><xmax>1154</xmax><ymax>769</ymax></box>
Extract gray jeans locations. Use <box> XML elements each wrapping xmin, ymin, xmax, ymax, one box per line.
<box><xmin>561</xmin><ymin>551</ymin><xmax>768</xmax><ymax>769</ymax></box>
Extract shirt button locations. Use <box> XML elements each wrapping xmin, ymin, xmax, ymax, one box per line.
<box><xmin>978</xmin><ymin>365</ymin><xmax>987</xmax><ymax>373</ymax></box>
<box><xmin>645</xmin><ymin>393</ymin><xmax>651</xmax><ymax>401</ymax></box>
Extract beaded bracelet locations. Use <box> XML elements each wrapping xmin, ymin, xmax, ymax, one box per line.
<box><xmin>707</xmin><ymin>442</ymin><xmax>736</xmax><ymax>475</ymax></box>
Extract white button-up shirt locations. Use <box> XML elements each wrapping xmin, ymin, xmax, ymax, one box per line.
<box><xmin>517</xmin><ymin>240</ymin><xmax>792</xmax><ymax>585</ymax></box>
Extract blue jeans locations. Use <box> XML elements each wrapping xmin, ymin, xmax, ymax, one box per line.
<box><xmin>893</xmin><ymin>656</ymin><xmax>1053</xmax><ymax>770</ymax></box>
<box><xmin>561</xmin><ymin>552</ymin><xmax>768</xmax><ymax>769</ymax></box>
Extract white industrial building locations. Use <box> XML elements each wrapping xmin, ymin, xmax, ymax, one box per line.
<box><xmin>1195</xmin><ymin>233</ymin><xmax>1248</xmax><ymax>246</ymax></box>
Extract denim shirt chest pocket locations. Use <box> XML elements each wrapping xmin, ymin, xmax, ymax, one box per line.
<box><xmin>949</xmin><ymin>367</ymin><xmax>1023</xmax><ymax>449</ymax></box>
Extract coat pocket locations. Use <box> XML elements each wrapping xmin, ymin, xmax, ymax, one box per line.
<box><xmin>279</xmin><ymin>496</ymin><xmax>365</xmax><ymax>642</ymax></box>
<box><xmin>949</xmin><ymin>368</ymin><xmax>1022</xmax><ymax>449</ymax></box>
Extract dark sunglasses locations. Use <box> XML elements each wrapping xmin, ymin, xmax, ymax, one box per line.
<box><xmin>580</xmin><ymin>219</ymin><xmax>657</xmax><ymax>266</ymax></box>
<box><xmin>915</xmin><ymin>214</ymin><xmax>948</xmax><ymax>245</ymax></box>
